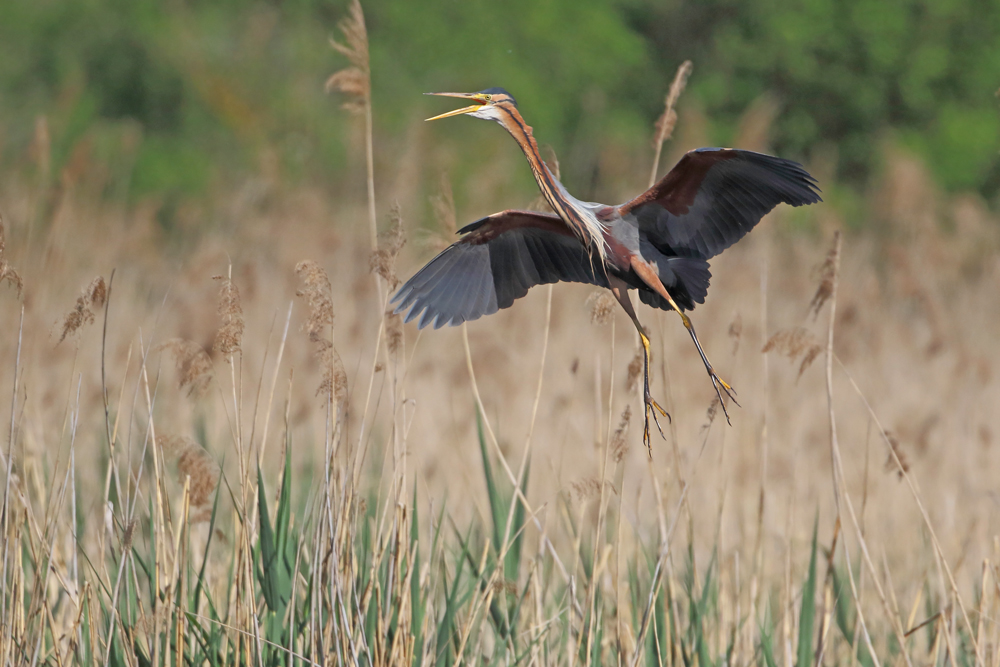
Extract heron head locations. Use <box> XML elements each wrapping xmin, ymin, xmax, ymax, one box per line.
<box><xmin>425</xmin><ymin>88</ymin><xmax>517</xmax><ymax>122</ymax></box>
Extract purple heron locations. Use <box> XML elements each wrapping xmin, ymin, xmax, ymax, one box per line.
<box><xmin>392</xmin><ymin>88</ymin><xmax>821</xmax><ymax>451</ymax></box>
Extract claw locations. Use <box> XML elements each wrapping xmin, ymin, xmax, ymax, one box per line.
<box><xmin>642</xmin><ymin>394</ymin><xmax>669</xmax><ymax>459</ymax></box>
<box><xmin>706</xmin><ymin>367</ymin><xmax>738</xmax><ymax>425</ymax></box>
<box><xmin>680</xmin><ymin>313</ymin><xmax>740</xmax><ymax>426</ymax></box>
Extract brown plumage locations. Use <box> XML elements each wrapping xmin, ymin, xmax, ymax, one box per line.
<box><xmin>393</xmin><ymin>88</ymin><xmax>821</xmax><ymax>453</ymax></box>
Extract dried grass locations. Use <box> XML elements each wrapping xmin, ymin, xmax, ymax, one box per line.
<box><xmin>295</xmin><ymin>259</ymin><xmax>334</xmax><ymax>344</ymax></box>
<box><xmin>762</xmin><ymin>327</ymin><xmax>823</xmax><ymax>379</ymax></box>
<box><xmin>213</xmin><ymin>274</ymin><xmax>244</xmax><ymax>357</ymax></box>
<box><xmin>625</xmin><ymin>351</ymin><xmax>643</xmax><ymax>394</ymax></box>
<box><xmin>156</xmin><ymin>339</ymin><xmax>214</xmax><ymax>396</ymax></box>
<box><xmin>295</xmin><ymin>260</ymin><xmax>347</xmax><ymax>402</ymax></box>
<box><xmin>728</xmin><ymin>312</ymin><xmax>743</xmax><ymax>355</ymax></box>
<box><xmin>159</xmin><ymin>435</ymin><xmax>220</xmax><ymax>522</ymax></box>
<box><xmin>385</xmin><ymin>310</ymin><xmax>403</xmax><ymax>355</ymax></box>
<box><xmin>58</xmin><ymin>276</ymin><xmax>107</xmax><ymax>342</ymax></box>
<box><xmin>325</xmin><ymin>0</ymin><xmax>370</xmax><ymax>114</ymax></box>
<box><xmin>810</xmin><ymin>232</ymin><xmax>841</xmax><ymax>320</ymax></box>
<box><xmin>649</xmin><ymin>60</ymin><xmax>693</xmax><ymax>187</ymax></box>
<box><xmin>369</xmin><ymin>204</ymin><xmax>406</xmax><ymax>288</ymax></box>
<box><xmin>587</xmin><ymin>292</ymin><xmax>616</xmax><ymax>325</ymax></box>
<box><xmin>611</xmin><ymin>405</ymin><xmax>631</xmax><ymax>462</ymax></box>
<box><xmin>882</xmin><ymin>431</ymin><xmax>911</xmax><ymax>479</ymax></box>
<box><xmin>570</xmin><ymin>477</ymin><xmax>602</xmax><ymax>501</ymax></box>
<box><xmin>0</xmin><ymin>216</ymin><xmax>23</xmax><ymax>298</ymax></box>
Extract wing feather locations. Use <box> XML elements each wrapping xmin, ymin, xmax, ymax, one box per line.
<box><xmin>620</xmin><ymin>148</ymin><xmax>821</xmax><ymax>259</ymax></box>
<box><xmin>392</xmin><ymin>210</ymin><xmax>608</xmax><ymax>329</ymax></box>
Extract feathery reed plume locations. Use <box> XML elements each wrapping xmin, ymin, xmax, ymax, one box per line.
<box><xmin>159</xmin><ymin>435</ymin><xmax>220</xmax><ymax>522</ymax></box>
<box><xmin>326</xmin><ymin>0</ymin><xmax>379</xmax><ymax>270</ymax></box>
<box><xmin>702</xmin><ymin>397</ymin><xmax>720</xmax><ymax>433</ymax></box>
<box><xmin>320</xmin><ymin>349</ymin><xmax>349</xmax><ymax>405</ymax></box>
<box><xmin>325</xmin><ymin>0</ymin><xmax>370</xmax><ymax>115</ymax></box>
<box><xmin>611</xmin><ymin>405</ymin><xmax>631</xmax><ymax>462</ymax></box>
<box><xmin>59</xmin><ymin>276</ymin><xmax>107</xmax><ymax>342</ymax></box>
<box><xmin>728</xmin><ymin>312</ymin><xmax>743</xmax><ymax>356</ymax></box>
<box><xmin>121</xmin><ymin>519</ymin><xmax>137</xmax><ymax>553</ymax></box>
<box><xmin>213</xmin><ymin>274</ymin><xmax>244</xmax><ymax>357</ymax></box>
<box><xmin>156</xmin><ymin>339</ymin><xmax>214</xmax><ymax>396</ymax></box>
<box><xmin>0</xmin><ymin>216</ymin><xmax>23</xmax><ymax>298</ymax></box>
<box><xmin>295</xmin><ymin>260</ymin><xmax>347</xmax><ymax>402</ymax></box>
<box><xmin>810</xmin><ymin>232</ymin><xmax>841</xmax><ymax>319</ymax></box>
<box><xmin>491</xmin><ymin>579</ymin><xmax>519</xmax><ymax>597</ymax></box>
<box><xmin>762</xmin><ymin>327</ymin><xmax>823</xmax><ymax>379</ymax></box>
<box><xmin>625</xmin><ymin>352</ymin><xmax>643</xmax><ymax>394</ymax></box>
<box><xmin>385</xmin><ymin>310</ymin><xmax>403</xmax><ymax>355</ymax></box>
<box><xmin>369</xmin><ymin>204</ymin><xmax>406</xmax><ymax>288</ymax></box>
<box><xmin>649</xmin><ymin>60</ymin><xmax>693</xmax><ymax>188</ymax></box>
<box><xmin>587</xmin><ymin>292</ymin><xmax>616</xmax><ymax>325</ymax></box>
<box><xmin>882</xmin><ymin>431</ymin><xmax>910</xmax><ymax>479</ymax></box>
<box><xmin>571</xmin><ymin>477</ymin><xmax>603</xmax><ymax>501</ymax></box>
<box><xmin>295</xmin><ymin>260</ymin><xmax>334</xmax><ymax>344</ymax></box>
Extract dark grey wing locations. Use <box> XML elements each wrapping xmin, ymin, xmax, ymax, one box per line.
<box><xmin>391</xmin><ymin>210</ymin><xmax>608</xmax><ymax>329</ymax></box>
<box><xmin>619</xmin><ymin>148</ymin><xmax>821</xmax><ymax>260</ymax></box>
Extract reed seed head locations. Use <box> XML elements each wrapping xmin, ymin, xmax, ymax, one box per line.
<box><xmin>156</xmin><ymin>339</ymin><xmax>214</xmax><ymax>396</ymax></box>
<box><xmin>213</xmin><ymin>274</ymin><xmax>244</xmax><ymax>357</ymax></box>
<box><xmin>59</xmin><ymin>276</ymin><xmax>107</xmax><ymax>343</ymax></box>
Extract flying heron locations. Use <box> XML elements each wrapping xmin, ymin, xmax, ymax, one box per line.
<box><xmin>392</xmin><ymin>88</ymin><xmax>821</xmax><ymax>450</ymax></box>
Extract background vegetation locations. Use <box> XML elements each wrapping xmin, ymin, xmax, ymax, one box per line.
<box><xmin>0</xmin><ymin>0</ymin><xmax>999</xmax><ymax>665</ymax></box>
<box><xmin>1</xmin><ymin>0</ymin><xmax>997</xmax><ymax>209</ymax></box>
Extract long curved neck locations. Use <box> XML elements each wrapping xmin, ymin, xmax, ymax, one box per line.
<box><xmin>497</xmin><ymin>105</ymin><xmax>605</xmax><ymax>254</ymax></box>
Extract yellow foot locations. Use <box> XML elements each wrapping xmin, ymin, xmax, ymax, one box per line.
<box><xmin>642</xmin><ymin>393</ymin><xmax>670</xmax><ymax>458</ymax></box>
<box><xmin>707</xmin><ymin>367</ymin><xmax>739</xmax><ymax>426</ymax></box>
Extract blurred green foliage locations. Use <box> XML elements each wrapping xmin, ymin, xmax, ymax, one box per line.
<box><xmin>0</xmin><ymin>0</ymin><xmax>996</xmax><ymax>206</ymax></box>
<box><xmin>628</xmin><ymin>0</ymin><xmax>1000</xmax><ymax>193</ymax></box>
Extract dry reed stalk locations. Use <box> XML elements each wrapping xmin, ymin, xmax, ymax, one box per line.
<box><xmin>460</xmin><ymin>324</ymin><xmax>572</xmax><ymax>586</ymax></box>
<box><xmin>820</xmin><ymin>231</ymin><xmax>915</xmax><ymax>667</ymax></box>
<box><xmin>0</xmin><ymin>217</ymin><xmax>23</xmax><ymax>299</ymax></box>
<box><xmin>1</xmin><ymin>306</ymin><xmax>25</xmax><ymax>654</ymax></box>
<box><xmin>369</xmin><ymin>203</ymin><xmax>406</xmax><ymax>289</ymax></box>
<box><xmin>326</xmin><ymin>0</ymin><xmax>379</xmax><ymax>297</ymax></box>
<box><xmin>495</xmin><ymin>283</ymin><xmax>553</xmax><ymax>630</ymax></box>
<box><xmin>585</xmin><ymin>313</ymin><xmax>617</xmax><ymax>664</ymax></box>
<box><xmin>835</xmin><ymin>354</ymin><xmax>981</xmax><ymax>652</ymax></box>
<box><xmin>649</xmin><ymin>60</ymin><xmax>693</xmax><ymax>188</ymax></box>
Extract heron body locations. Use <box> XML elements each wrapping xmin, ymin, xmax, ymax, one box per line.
<box><xmin>392</xmin><ymin>88</ymin><xmax>821</xmax><ymax>451</ymax></box>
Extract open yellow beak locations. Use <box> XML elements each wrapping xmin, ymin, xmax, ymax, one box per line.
<box><xmin>424</xmin><ymin>92</ymin><xmax>486</xmax><ymax>121</ymax></box>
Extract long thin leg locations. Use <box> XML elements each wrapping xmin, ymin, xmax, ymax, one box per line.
<box><xmin>630</xmin><ymin>258</ymin><xmax>739</xmax><ymax>424</ymax></box>
<box><xmin>609</xmin><ymin>278</ymin><xmax>670</xmax><ymax>456</ymax></box>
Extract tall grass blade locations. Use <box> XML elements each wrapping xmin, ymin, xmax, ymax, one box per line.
<box><xmin>797</xmin><ymin>516</ymin><xmax>818</xmax><ymax>667</ymax></box>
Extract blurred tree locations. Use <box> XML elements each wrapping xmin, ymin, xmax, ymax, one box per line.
<box><xmin>626</xmin><ymin>0</ymin><xmax>1000</xmax><ymax>194</ymax></box>
<box><xmin>0</xmin><ymin>0</ymin><xmax>996</xmax><ymax>208</ymax></box>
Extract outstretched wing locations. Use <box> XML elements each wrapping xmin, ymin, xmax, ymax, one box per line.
<box><xmin>392</xmin><ymin>210</ymin><xmax>608</xmax><ymax>329</ymax></box>
<box><xmin>620</xmin><ymin>148</ymin><xmax>821</xmax><ymax>260</ymax></box>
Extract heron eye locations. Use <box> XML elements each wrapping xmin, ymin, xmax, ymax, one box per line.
<box><xmin>484</xmin><ymin>94</ymin><xmax>492</xmax><ymax>101</ymax></box>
